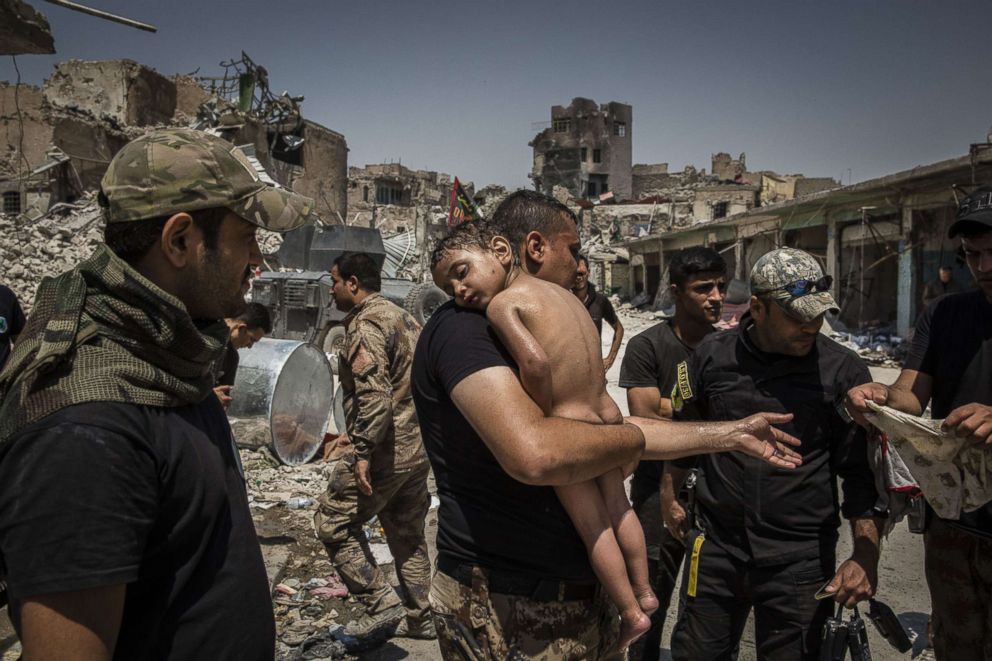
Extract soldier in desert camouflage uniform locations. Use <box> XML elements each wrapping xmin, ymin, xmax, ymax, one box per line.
<box><xmin>314</xmin><ymin>251</ymin><xmax>433</xmax><ymax>643</ymax></box>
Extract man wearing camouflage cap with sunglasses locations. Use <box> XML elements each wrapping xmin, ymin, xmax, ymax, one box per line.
<box><xmin>0</xmin><ymin>128</ymin><xmax>313</xmax><ymax>660</ymax></box>
<box><xmin>667</xmin><ymin>247</ymin><xmax>882</xmax><ymax>660</ymax></box>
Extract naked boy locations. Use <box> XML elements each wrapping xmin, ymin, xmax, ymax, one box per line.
<box><xmin>431</xmin><ymin>221</ymin><xmax>657</xmax><ymax>648</ymax></box>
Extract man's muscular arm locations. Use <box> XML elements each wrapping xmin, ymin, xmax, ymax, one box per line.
<box><xmin>628</xmin><ymin>413</ymin><xmax>803</xmax><ymax>467</ymax></box>
<box><xmin>20</xmin><ymin>584</ymin><xmax>125</xmax><ymax>660</ymax></box>
<box><xmin>626</xmin><ymin>386</ymin><xmax>672</xmax><ymax>420</ymax></box>
<box><xmin>451</xmin><ymin>367</ymin><xmax>644</xmax><ymax>486</ymax></box>
<box><xmin>845</xmin><ymin>368</ymin><xmax>931</xmax><ymax>426</ymax></box>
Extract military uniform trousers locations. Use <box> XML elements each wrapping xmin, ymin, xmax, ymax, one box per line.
<box><xmin>671</xmin><ymin>529</ymin><xmax>835</xmax><ymax>661</ymax></box>
<box><xmin>315</xmin><ymin>457</ymin><xmax>431</xmax><ymax>622</ymax></box>
<box><xmin>429</xmin><ymin>566</ymin><xmax>625</xmax><ymax>661</ymax></box>
<box><xmin>925</xmin><ymin>516</ymin><xmax>992</xmax><ymax>660</ymax></box>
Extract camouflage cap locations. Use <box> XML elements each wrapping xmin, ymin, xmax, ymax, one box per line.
<box><xmin>948</xmin><ymin>187</ymin><xmax>992</xmax><ymax>238</ymax></box>
<box><xmin>749</xmin><ymin>248</ymin><xmax>839</xmax><ymax>322</ymax></box>
<box><xmin>99</xmin><ymin>128</ymin><xmax>314</xmax><ymax>232</ymax></box>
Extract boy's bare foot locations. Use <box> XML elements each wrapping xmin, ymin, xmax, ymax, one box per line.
<box><xmin>618</xmin><ymin>609</ymin><xmax>651</xmax><ymax>650</ymax></box>
<box><xmin>636</xmin><ymin>587</ymin><xmax>659</xmax><ymax>617</ymax></box>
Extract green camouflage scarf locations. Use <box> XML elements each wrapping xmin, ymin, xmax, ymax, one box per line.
<box><xmin>0</xmin><ymin>244</ymin><xmax>230</xmax><ymax>444</ymax></box>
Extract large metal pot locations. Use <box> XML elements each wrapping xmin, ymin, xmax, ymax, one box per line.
<box><xmin>228</xmin><ymin>338</ymin><xmax>333</xmax><ymax>465</ymax></box>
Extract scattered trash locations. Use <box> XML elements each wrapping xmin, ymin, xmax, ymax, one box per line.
<box><xmin>286</xmin><ymin>497</ymin><xmax>314</xmax><ymax>509</ymax></box>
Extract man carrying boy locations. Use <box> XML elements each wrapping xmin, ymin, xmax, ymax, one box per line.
<box><xmin>412</xmin><ymin>191</ymin><xmax>804</xmax><ymax>660</ymax></box>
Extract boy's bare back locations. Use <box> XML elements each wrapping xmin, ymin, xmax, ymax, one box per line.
<box><xmin>488</xmin><ymin>273</ymin><xmax>621</xmax><ymax>425</ymax></box>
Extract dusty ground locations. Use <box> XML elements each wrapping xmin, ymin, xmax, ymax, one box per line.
<box><xmin>0</xmin><ymin>312</ymin><xmax>933</xmax><ymax>660</ymax></box>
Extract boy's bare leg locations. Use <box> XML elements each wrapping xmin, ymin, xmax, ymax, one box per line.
<box><xmin>597</xmin><ymin>468</ymin><xmax>659</xmax><ymax>616</ymax></box>
<box><xmin>556</xmin><ymin>481</ymin><xmax>650</xmax><ymax>649</ymax></box>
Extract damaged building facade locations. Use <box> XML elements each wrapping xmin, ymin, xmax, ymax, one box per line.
<box><xmin>0</xmin><ymin>55</ymin><xmax>349</xmax><ymax>309</ymax></box>
<box><xmin>0</xmin><ymin>56</ymin><xmax>348</xmax><ymax>222</ymax></box>
<box><xmin>575</xmin><ymin>150</ymin><xmax>838</xmax><ymax>299</ymax></box>
<box><xmin>530</xmin><ymin>97</ymin><xmax>632</xmax><ymax>200</ymax></box>
<box><xmin>623</xmin><ymin>144</ymin><xmax>992</xmax><ymax>338</ymax></box>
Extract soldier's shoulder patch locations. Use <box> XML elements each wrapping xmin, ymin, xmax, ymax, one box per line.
<box><xmin>671</xmin><ymin>360</ymin><xmax>693</xmax><ymax>412</ymax></box>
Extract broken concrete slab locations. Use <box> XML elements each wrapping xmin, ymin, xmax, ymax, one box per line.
<box><xmin>44</xmin><ymin>59</ymin><xmax>177</xmax><ymax>128</ymax></box>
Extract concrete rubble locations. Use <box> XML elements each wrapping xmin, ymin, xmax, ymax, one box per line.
<box><xmin>237</xmin><ymin>443</ymin><xmax>439</xmax><ymax>660</ymax></box>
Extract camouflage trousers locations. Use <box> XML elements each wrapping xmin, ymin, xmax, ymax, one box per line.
<box><xmin>314</xmin><ymin>458</ymin><xmax>431</xmax><ymax>622</ymax></box>
<box><xmin>429</xmin><ymin>568</ymin><xmax>625</xmax><ymax>660</ymax></box>
<box><xmin>924</xmin><ymin>516</ymin><xmax>992</xmax><ymax>660</ymax></box>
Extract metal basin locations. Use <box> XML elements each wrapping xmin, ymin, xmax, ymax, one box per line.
<box><xmin>228</xmin><ymin>338</ymin><xmax>333</xmax><ymax>465</ymax></box>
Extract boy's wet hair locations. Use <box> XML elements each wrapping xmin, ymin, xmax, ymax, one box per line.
<box><xmin>430</xmin><ymin>221</ymin><xmax>505</xmax><ymax>270</ymax></box>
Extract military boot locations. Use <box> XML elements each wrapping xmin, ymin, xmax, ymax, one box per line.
<box><xmin>342</xmin><ymin>596</ymin><xmax>405</xmax><ymax>640</ymax></box>
<box><xmin>393</xmin><ymin>615</ymin><xmax>437</xmax><ymax>640</ymax></box>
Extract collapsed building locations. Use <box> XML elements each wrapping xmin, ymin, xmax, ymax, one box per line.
<box><xmin>530</xmin><ymin>97</ymin><xmax>632</xmax><ymax>201</ymax></box>
<box><xmin>0</xmin><ymin>55</ymin><xmax>348</xmax><ymax>308</ymax></box>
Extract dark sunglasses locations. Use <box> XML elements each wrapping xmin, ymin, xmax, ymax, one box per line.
<box><xmin>755</xmin><ymin>275</ymin><xmax>833</xmax><ymax>298</ymax></box>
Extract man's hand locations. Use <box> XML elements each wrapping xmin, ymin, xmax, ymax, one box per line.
<box><xmin>824</xmin><ymin>554</ymin><xmax>878</xmax><ymax>608</ymax></box>
<box><xmin>727</xmin><ymin>413</ymin><xmax>802</xmax><ymax>468</ymax></box>
<box><xmin>603</xmin><ymin>356</ymin><xmax>616</xmax><ymax>373</ymax></box>
<box><xmin>213</xmin><ymin>385</ymin><xmax>232</xmax><ymax>410</ymax></box>
<box><xmin>354</xmin><ymin>458</ymin><xmax>373</xmax><ymax>496</ymax></box>
<box><xmin>662</xmin><ymin>497</ymin><xmax>688</xmax><ymax>543</ymax></box>
<box><xmin>943</xmin><ymin>403</ymin><xmax>992</xmax><ymax>445</ymax></box>
<box><xmin>845</xmin><ymin>382</ymin><xmax>890</xmax><ymax>427</ymax></box>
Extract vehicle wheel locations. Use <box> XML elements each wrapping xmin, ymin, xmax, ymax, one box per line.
<box><xmin>316</xmin><ymin>324</ymin><xmax>348</xmax><ymax>357</ymax></box>
<box><xmin>404</xmin><ymin>283</ymin><xmax>450</xmax><ymax>325</ymax></box>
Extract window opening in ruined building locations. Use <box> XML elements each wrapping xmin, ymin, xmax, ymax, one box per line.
<box><xmin>2</xmin><ymin>191</ymin><xmax>21</xmax><ymax>214</ymax></box>
<box><xmin>713</xmin><ymin>201</ymin><xmax>729</xmax><ymax>219</ymax></box>
<box><xmin>614</xmin><ymin>121</ymin><xmax>626</xmax><ymax>137</ymax></box>
<box><xmin>593</xmin><ymin>149</ymin><xmax>602</xmax><ymax>164</ymax></box>
<box><xmin>553</xmin><ymin>118</ymin><xmax>571</xmax><ymax>133</ymax></box>
<box><xmin>363</xmin><ymin>186</ymin><xmax>369</xmax><ymax>203</ymax></box>
<box><xmin>587</xmin><ymin>181</ymin><xmax>598</xmax><ymax>197</ymax></box>
<box><xmin>376</xmin><ymin>185</ymin><xmax>403</xmax><ymax>205</ymax></box>
<box><xmin>581</xmin><ymin>147</ymin><xmax>588</xmax><ymax>162</ymax></box>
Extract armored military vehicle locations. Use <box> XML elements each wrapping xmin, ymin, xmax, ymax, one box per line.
<box><xmin>250</xmin><ymin>225</ymin><xmax>448</xmax><ymax>356</ymax></box>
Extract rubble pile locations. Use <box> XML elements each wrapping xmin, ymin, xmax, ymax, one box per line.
<box><xmin>831</xmin><ymin>330</ymin><xmax>908</xmax><ymax>368</ymax></box>
<box><xmin>0</xmin><ymin>193</ymin><xmax>103</xmax><ymax>309</ymax></box>
<box><xmin>237</xmin><ymin>443</ymin><xmax>439</xmax><ymax>660</ymax></box>
<box><xmin>0</xmin><ymin>199</ymin><xmax>285</xmax><ymax>313</ymax></box>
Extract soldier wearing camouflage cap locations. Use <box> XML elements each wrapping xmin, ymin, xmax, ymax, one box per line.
<box><xmin>667</xmin><ymin>247</ymin><xmax>882</xmax><ymax>660</ymax></box>
<box><xmin>0</xmin><ymin>128</ymin><xmax>313</xmax><ymax>660</ymax></box>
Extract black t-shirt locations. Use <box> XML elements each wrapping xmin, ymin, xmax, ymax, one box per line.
<box><xmin>0</xmin><ymin>284</ymin><xmax>26</xmax><ymax>370</ymax></box>
<box><xmin>0</xmin><ymin>399</ymin><xmax>274</xmax><ymax>660</ymax></box>
<box><xmin>216</xmin><ymin>342</ymin><xmax>240</xmax><ymax>387</ymax></box>
<box><xmin>672</xmin><ymin>317</ymin><xmax>877</xmax><ymax>566</ymax></box>
<box><xmin>904</xmin><ymin>290</ymin><xmax>992</xmax><ymax>538</ymax></box>
<box><xmin>411</xmin><ymin>301</ymin><xmax>594</xmax><ymax>582</ymax></box>
<box><xmin>618</xmin><ymin>319</ymin><xmax>694</xmax><ymax>487</ymax></box>
<box><xmin>581</xmin><ymin>285</ymin><xmax>618</xmax><ymax>336</ymax></box>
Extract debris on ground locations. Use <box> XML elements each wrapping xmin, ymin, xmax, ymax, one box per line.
<box><xmin>236</xmin><ymin>442</ymin><xmax>438</xmax><ymax>660</ymax></box>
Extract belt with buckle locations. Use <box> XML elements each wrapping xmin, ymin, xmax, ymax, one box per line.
<box><xmin>437</xmin><ymin>556</ymin><xmax>596</xmax><ymax>602</ymax></box>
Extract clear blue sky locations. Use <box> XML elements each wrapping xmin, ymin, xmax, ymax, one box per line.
<box><xmin>4</xmin><ymin>0</ymin><xmax>990</xmax><ymax>190</ymax></box>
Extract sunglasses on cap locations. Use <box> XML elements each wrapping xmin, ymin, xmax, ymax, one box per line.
<box><xmin>754</xmin><ymin>275</ymin><xmax>833</xmax><ymax>298</ymax></box>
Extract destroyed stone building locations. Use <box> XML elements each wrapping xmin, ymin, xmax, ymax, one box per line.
<box><xmin>0</xmin><ymin>55</ymin><xmax>349</xmax><ymax>310</ymax></box>
<box><xmin>530</xmin><ymin>97</ymin><xmax>632</xmax><ymax>200</ymax></box>
<box><xmin>346</xmin><ymin>162</ymin><xmax>469</xmax><ymax>233</ymax></box>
